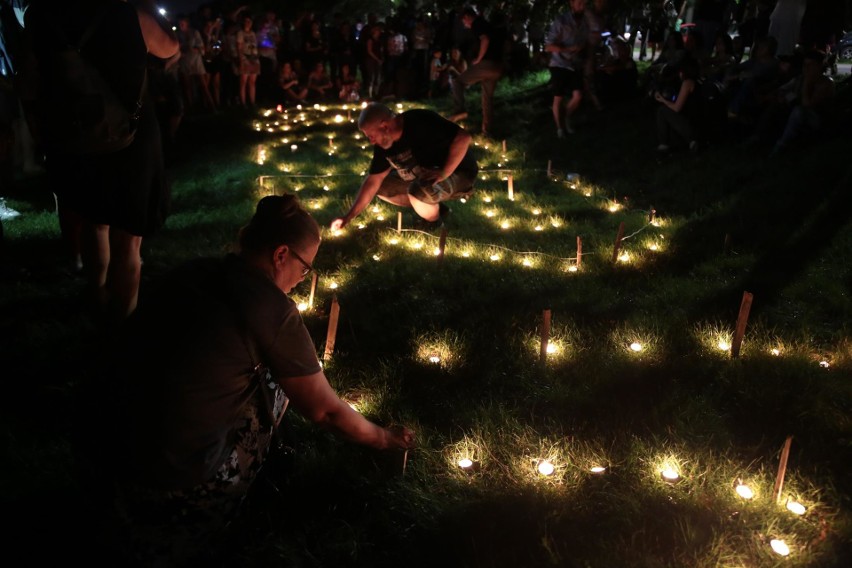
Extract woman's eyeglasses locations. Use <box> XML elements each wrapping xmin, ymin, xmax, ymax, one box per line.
<box><xmin>289</xmin><ymin>249</ymin><xmax>314</xmax><ymax>277</ymax></box>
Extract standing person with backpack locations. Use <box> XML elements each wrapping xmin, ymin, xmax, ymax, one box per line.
<box><xmin>17</xmin><ymin>0</ymin><xmax>178</xmax><ymax>322</ymax></box>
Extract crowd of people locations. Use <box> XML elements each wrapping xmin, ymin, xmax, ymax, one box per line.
<box><xmin>0</xmin><ymin>0</ymin><xmax>849</xmax><ymax>565</ymax></box>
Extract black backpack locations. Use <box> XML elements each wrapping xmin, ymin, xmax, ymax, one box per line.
<box><xmin>40</xmin><ymin>6</ymin><xmax>145</xmax><ymax>155</ymax></box>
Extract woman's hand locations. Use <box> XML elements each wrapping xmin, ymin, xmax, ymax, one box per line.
<box><xmin>330</xmin><ymin>217</ymin><xmax>347</xmax><ymax>231</ymax></box>
<box><xmin>383</xmin><ymin>425</ymin><xmax>416</xmax><ymax>450</ymax></box>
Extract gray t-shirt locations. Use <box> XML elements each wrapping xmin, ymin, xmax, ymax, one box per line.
<box><xmin>117</xmin><ymin>254</ymin><xmax>321</xmax><ymax>489</ymax></box>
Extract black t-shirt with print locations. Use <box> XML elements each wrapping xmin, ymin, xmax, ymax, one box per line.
<box><xmin>368</xmin><ymin>109</ymin><xmax>478</xmax><ymax>180</ymax></box>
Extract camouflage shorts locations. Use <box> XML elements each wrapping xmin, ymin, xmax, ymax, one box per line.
<box><xmin>377</xmin><ymin>169</ymin><xmax>476</xmax><ymax>205</ymax></box>
<box><xmin>110</xmin><ymin>376</ymin><xmax>288</xmax><ymax>566</ymax></box>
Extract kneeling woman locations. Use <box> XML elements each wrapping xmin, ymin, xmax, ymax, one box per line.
<box><xmin>78</xmin><ymin>195</ymin><xmax>415</xmax><ymax>565</ymax></box>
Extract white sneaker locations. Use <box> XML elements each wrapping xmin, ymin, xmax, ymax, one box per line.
<box><xmin>564</xmin><ymin>121</ymin><xmax>575</xmax><ymax>134</ymax></box>
<box><xmin>0</xmin><ymin>199</ymin><xmax>21</xmax><ymax>220</ymax></box>
<box><xmin>557</xmin><ymin>128</ymin><xmax>565</xmax><ymax>139</ymax></box>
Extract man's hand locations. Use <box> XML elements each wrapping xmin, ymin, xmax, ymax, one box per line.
<box><xmin>418</xmin><ymin>168</ymin><xmax>444</xmax><ymax>185</ymax></box>
<box><xmin>330</xmin><ymin>217</ymin><xmax>347</xmax><ymax>231</ymax></box>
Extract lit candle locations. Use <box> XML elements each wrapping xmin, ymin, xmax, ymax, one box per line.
<box><xmin>786</xmin><ymin>501</ymin><xmax>806</xmax><ymax>515</ymax></box>
<box><xmin>770</xmin><ymin>539</ymin><xmax>790</xmax><ymax>556</ymax></box>
<box><xmin>661</xmin><ymin>468</ymin><xmax>680</xmax><ymax>482</ymax></box>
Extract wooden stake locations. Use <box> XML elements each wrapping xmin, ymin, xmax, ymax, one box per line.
<box><xmin>773</xmin><ymin>436</ymin><xmax>793</xmax><ymax>503</ymax></box>
<box><xmin>539</xmin><ymin>309</ymin><xmax>552</xmax><ymax>366</ymax></box>
<box><xmin>507</xmin><ymin>175</ymin><xmax>514</xmax><ymax>201</ymax></box>
<box><xmin>724</xmin><ymin>233</ymin><xmax>731</xmax><ymax>254</ymax></box>
<box><xmin>437</xmin><ymin>226</ymin><xmax>449</xmax><ymax>267</ymax></box>
<box><xmin>323</xmin><ymin>295</ymin><xmax>340</xmax><ymax>361</ymax></box>
<box><xmin>576</xmin><ymin>236</ymin><xmax>583</xmax><ymax>268</ymax></box>
<box><xmin>611</xmin><ymin>222</ymin><xmax>626</xmax><ymax>263</ymax></box>
<box><xmin>546</xmin><ymin>160</ymin><xmax>552</xmax><ymax>178</ymax></box>
<box><xmin>649</xmin><ymin>207</ymin><xmax>656</xmax><ymax>223</ymax></box>
<box><xmin>502</xmin><ymin>139</ymin><xmax>507</xmax><ymax>153</ymax></box>
<box><xmin>397</xmin><ymin>211</ymin><xmax>402</xmax><ymax>233</ymax></box>
<box><xmin>402</xmin><ymin>449</ymin><xmax>409</xmax><ymax>476</ymax></box>
<box><xmin>308</xmin><ymin>272</ymin><xmax>318</xmax><ymax>308</ymax></box>
<box><xmin>730</xmin><ymin>291</ymin><xmax>753</xmax><ymax>358</ymax></box>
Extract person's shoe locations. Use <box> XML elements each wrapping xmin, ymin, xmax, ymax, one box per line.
<box><xmin>688</xmin><ymin>140</ymin><xmax>699</xmax><ymax>152</ymax></box>
<box><xmin>557</xmin><ymin>128</ymin><xmax>565</xmax><ymax>139</ymax></box>
<box><xmin>656</xmin><ymin>144</ymin><xmax>669</xmax><ymax>153</ymax></box>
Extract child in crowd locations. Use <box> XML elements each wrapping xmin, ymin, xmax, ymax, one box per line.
<box><xmin>427</xmin><ymin>48</ymin><xmax>445</xmax><ymax>98</ymax></box>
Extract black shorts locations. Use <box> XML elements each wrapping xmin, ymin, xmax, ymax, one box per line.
<box><xmin>549</xmin><ymin>66</ymin><xmax>583</xmax><ymax>97</ymax></box>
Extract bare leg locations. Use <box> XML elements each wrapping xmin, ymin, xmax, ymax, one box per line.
<box><xmin>408</xmin><ymin>194</ymin><xmax>440</xmax><ymax>222</ymax></box>
<box><xmin>552</xmin><ymin>95</ymin><xmax>564</xmax><ymax>131</ymax></box>
<box><xmin>107</xmin><ymin>228</ymin><xmax>143</xmax><ymax>320</ymax></box>
<box><xmin>81</xmin><ymin>223</ymin><xmax>110</xmax><ymax>312</ymax></box>
<box><xmin>247</xmin><ymin>75</ymin><xmax>257</xmax><ymax>106</ymax></box>
<box><xmin>239</xmin><ymin>74</ymin><xmax>248</xmax><ymax>106</ymax></box>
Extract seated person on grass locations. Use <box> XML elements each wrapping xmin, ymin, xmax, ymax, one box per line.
<box><xmin>306</xmin><ymin>62</ymin><xmax>333</xmax><ymax>100</ymax></box>
<box><xmin>278</xmin><ymin>61</ymin><xmax>307</xmax><ymax>101</ymax></box>
<box><xmin>330</xmin><ymin>102</ymin><xmax>478</xmax><ymax>232</ymax></box>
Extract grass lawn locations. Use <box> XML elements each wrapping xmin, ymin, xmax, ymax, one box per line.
<box><xmin>2</xmin><ymin>69</ymin><xmax>851</xmax><ymax>566</ymax></box>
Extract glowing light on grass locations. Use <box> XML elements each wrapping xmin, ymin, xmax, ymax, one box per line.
<box><xmin>489</xmin><ymin>254</ymin><xmax>501</xmax><ymax>261</ymax></box>
<box><xmin>522</xmin><ymin>258</ymin><xmax>532</xmax><ymax>267</ymax></box>
<box><xmin>297</xmin><ymin>302</ymin><xmax>308</xmax><ymax>312</ymax></box>
<box><xmin>311</xmin><ymin>202</ymin><xmax>321</xmax><ymax>210</ymax></box>
<box><xmin>411</xmin><ymin>242</ymin><xmax>424</xmax><ymax>250</ymax></box>
<box><xmin>608</xmin><ymin>203</ymin><xmax>620</xmax><ymax>212</ymax></box>
<box><xmin>428</xmin><ymin>352</ymin><xmax>441</xmax><ymax>364</ymax></box>
<box><xmin>329</xmin><ymin>281</ymin><xmax>339</xmax><ymax>290</ymax></box>
<box><xmin>389</xmin><ymin>238</ymin><xmax>399</xmax><ymax>245</ymax></box>
<box><xmin>357</xmin><ymin>223</ymin><xmax>366</xmax><ymax>230</ymax></box>
<box><xmin>770</xmin><ymin>539</ymin><xmax>790</xmax><ymax>556</ymax></box>
<box><xmin>377</xmin><ymin>215</ymin><xmax>385</xmax><ymax>221</ymax></box>
<box><xmin>485</xmin><ymin>210</ymin><xmax>496</xmax><ymax>218</ymax></box>
<box><xmin>462</xmin><ymin>250</ymin><xmax>471</xmax><ymax>258</ymax></box>
<box><xmin>532</xmin><ymin>208</ymin><xmax>541</xmax><ymax>215</ymax></box>
<box><xmin>618</xmin><ymin>252</ymin><xmax>630</xmax><ymax>263</ymax></box>
<box><xmin>331</xmin><ymin>229</ymin><xmax>342</xmax><ymax>237</ymax></box>
<box><xmin>333</xmin><ymin>114</ymin><xmax>344</xmax><ymax>123</ymax></box>
<box><xmin>483</xmin><ymin>196</ymin><xmax>492</xmax><ymax>203</ymax></box>
<box><xmin>458</xmin><ymin>458</ymin><xmax>474</xmax><ymax>469</ymax></box>
<box><xmin>630</xmin><ymin>342</ymin><xmax>643</xmax><ymax>352</ymax></box>
<box><xmin>771</xmin><ymin>348</ymin><xmax>781</xmax><ymax>356</ymax></box>
<box><xmin>735</xmin><ymin>482</ymin><xmax>754</xmax><ymax>499</ymax></box>
<box><xmin>433</xmin><ymin>247</ymin><xmax>441</xmax><ymax>256</ymax></box>
<box><xmin>661</xmin><ymin>468</ymin><xmax>680</xmax><ymax>483</ymax></box>
<box><xmin>649</xmin><ymin>243</ymin><xmax>659</xmax><ymax>251</ymax></box>
<box><xmin>786</xmin><ymin>500</ymin><xmax>806</xmax><ymax>515</ymax></box>
<box><xmin>567</xmin><ymin>265</ymin><xmax>578</xmax><ymax>273</ymax></box>
<box><xmin>546</xmin><ymin>343</ymin><xmax>558</xmax><ymax>354</ymax></box>
<box><xmin>500</xmin><ymin>221</ymin><xmax>510</xmax><ymax>229</ymax></box>
<box><xmin>550</xmin><ymin>218</ymin><xmax>563</xmax><ymax>228</ymax></box>
<box><xmin>534</xmin><ymin>225</ymin><xmax>543</xmax><ymax>231</ymax></box>
<box><xmin>290</xmin><ymin>144</ymin><xmax>298</xmax><ymax>152</ymax></box>
<box><xmin>718</xmin><ymin>340</ymin><xmax>731</xmax><ymax>351</ymax></box>
<box><xmin>372</xmin><ymin>254</ymin><xmax>381</xmax><ymax>261</ymax></box>
<box><xmin>819</xmin><ymin>360</ymin><xmax>830</xmax><ymax>368</ymax></box>
<box><xmin>537</xmin><ymin>460</ymin><xmax>555</xmax><ymax>476</ymax></box>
